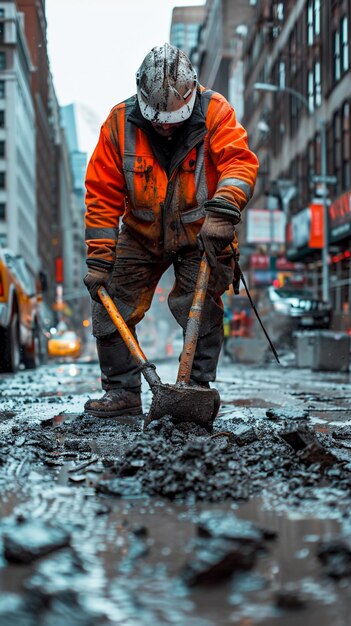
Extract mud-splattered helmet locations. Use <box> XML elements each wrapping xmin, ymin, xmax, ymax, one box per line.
<box><xmin>136</xmin><ymin>43</ymin><xmax>198</xmax><ymax>123</ymax></box>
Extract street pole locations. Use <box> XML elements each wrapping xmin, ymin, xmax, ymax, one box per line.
<box><xmin>254</xmin><ymin>82</ymin><xmax>331</xmax><ymax>304</ymax></box>
<box><xmin>319</xmin><ymin>119</ymin><xmax>330</xmax><ymax>303</ymax></box>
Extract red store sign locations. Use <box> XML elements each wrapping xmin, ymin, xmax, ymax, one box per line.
<box><xmin>329</xmin><ymin>189</ymin><xmax>351</xmax><ymax>242</ymax></box>
<box><xmin>250</xmin><ymin>254</ymin><xmax>304</xmax><ymax>271</ymax></box>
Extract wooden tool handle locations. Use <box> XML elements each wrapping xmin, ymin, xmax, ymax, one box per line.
<box><xmin>98</xmin><ymin>287</ymin><xmax>148</xmax><ymax>367</ymax></box>
<box><xmin>176</xmin><ymin>255</ymin><xmax>211</xmax><ymax>384</ymax></box>
<box><xmin>98</xmin><ymin>287</ymin><xmax>161</xmax><ymax>388</ymax></box>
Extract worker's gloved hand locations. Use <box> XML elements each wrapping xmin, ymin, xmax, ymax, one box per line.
<box><xmin>83</xmin><ymin>265</ymin><xmax>113</xmax><ymax>303</ymax></box>
<box><xmin>197</xmin><ymin>213</ymin><xmax>236</xmax><ymax>269</ymax></box>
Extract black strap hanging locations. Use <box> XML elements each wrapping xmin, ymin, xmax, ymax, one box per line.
<box><xmin>230</xmin><ymin>244</ymin><xmax>280</xmax><ymax>364</ymax></box>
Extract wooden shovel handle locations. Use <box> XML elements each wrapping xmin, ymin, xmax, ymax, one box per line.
<box><xmin>176</xmin><ymin>255</ymin><xmax>211</xmax><ymax>384</ymax></box>
<box><xmin>97</xmin><ymin>286</ymin><xmax>148</xmax><ymax>369</ymax></box>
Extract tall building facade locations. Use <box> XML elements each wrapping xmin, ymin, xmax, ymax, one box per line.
<box><xmin>60</xmin><ymin>103</ymin><xmax>90</xmax><ymax>330</ymax></box>
<box><xmin>17</xmin><ymin>0</ymin><xmax>58</xmax><ymax>307</ymax></box>
<box><xmin>244</xmin><ymin>0</ymin><xmax>351</xmax><ymax>329</ymax></box>
<box><xmin>170</xmin><ymin>5</ymin><xmax>206</xmax><ymax>58</ymax></box>
<box><xmin>60</xmin><ymin>104</ymin><xmax>87</xmax><ymax>298</ymax></box>
<box><xmin>0</xmin><ymin>1</ymin><xmax>36</xmax><ymax>268</ymax></box>
<box><xmin>189</xmin><ymin>0</ymin><xmax>255</xmax><ymax>118</ymax></box>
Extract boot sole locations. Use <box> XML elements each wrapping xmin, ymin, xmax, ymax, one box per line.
<box><xmin>84</xmin><ymin>406</ymin><xmax>143</xmax><ymax>418</ymax></box>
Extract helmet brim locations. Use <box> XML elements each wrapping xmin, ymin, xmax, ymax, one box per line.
<box><xmin>137</xmin><ymin>88</ymin><xmax>197</xmax><ymax>124</ymax></box>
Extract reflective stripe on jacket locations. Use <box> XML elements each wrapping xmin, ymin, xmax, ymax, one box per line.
<box><xmin>85</xmin><ymin>86</ymin><xmax>259</xmax><ymax>264</ymax></box>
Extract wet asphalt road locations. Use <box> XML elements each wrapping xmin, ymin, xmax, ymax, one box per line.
<box><xmin>0</xmin><ymin>351</ymin><xmax>351</xmax><ymax>625</ymax></box>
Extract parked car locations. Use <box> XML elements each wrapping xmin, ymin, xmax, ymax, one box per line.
<box><xmin>267</xmin><ymin>286</ymin><xmax>331</xmax><ymax>325</ymax></box>
<box><xmin>257</xmin><ymin>285</ymin><xmax>332</xmax><ymax>345</ymax></box>
<box><xmin>48</xmin><ymin>330</ymin><xmax>82</xmax><ymax>359</ymax></box>
<box><xmin>0</xmin><ymin>248</ymin><xmax>47</xmax><ymax>372</ymax></box>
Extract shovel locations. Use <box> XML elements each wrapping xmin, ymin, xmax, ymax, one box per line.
<box><xmin>97</xmin><ymin>254</ymin><xmax>220</xmax><ymax>431</ymax></box>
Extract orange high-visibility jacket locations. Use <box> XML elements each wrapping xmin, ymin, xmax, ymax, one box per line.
<box><xmin>85</xmin><ymin>86</ymin><xmax>259</xmax><ymax>265</ymax></box>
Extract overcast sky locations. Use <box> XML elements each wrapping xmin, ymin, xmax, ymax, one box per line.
<box><xmin>46</xmin><ymin>0</ymin><xmax>205</xmax><ymax>153</ymax></box>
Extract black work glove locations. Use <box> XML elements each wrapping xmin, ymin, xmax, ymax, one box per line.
<box><xmin>83</xmin><ymin>266</ymin><xmax>113</xmax><ymax>303</ymax></box>
<box><xmin>197</xmin><ymin>198</ymin><xmax>241</xmax><ymax>269</ymax></box>
<box><xmin>197</xmin><ymin>213</ymin><xmax>237</xmax><ymax>269</ymax></box>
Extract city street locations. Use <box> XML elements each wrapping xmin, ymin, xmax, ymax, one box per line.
<box><xmin>0</xmin><ymin>352</ymin><xmax>351</xmax><ymax>625</ymax></box>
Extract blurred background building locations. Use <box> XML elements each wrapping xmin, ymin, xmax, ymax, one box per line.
<box><xmin>0</xmin><ymin>2</ymin><xmax>36</xmax><ymax>267</ymax></box>
<box><xmin>170</xmin><ymin>0</ymin><xmax>351</xmax><ymax>333</ymax></box>
<box><xmin>0</xmin><ymin>0</ymin><xmax>90</xmax><ymax>338</ymax></box>
<box><xmin>0</xmin><ymin>0</ymin><xmax>350</xmax><ymax>345</ymax></box>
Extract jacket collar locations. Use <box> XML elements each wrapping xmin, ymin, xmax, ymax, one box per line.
<box><xmin>127</xmin><ymin>93</ymin><xmax>207</xmax><ymax>177</ymax></box>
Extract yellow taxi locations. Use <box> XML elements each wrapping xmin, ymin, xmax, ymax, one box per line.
<box><xmin>48</xmin><ymin>330</ymin><xmax>82</xmax><ymax>359</ymax></box>
<box><xmin>0</xmin><ymin>247</ymin><xmax>47</xmax><ymax>372</ymax></box>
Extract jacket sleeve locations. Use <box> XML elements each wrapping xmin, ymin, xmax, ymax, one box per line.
<box><xmin>207</xmin><ymin>96</ymin><xmax>259</xmax><ymax>212</ymax></box>
<box><xmin>84</xmin><ymin>124</ymin><xmax>125</xmax><ymax>266</ymax></box>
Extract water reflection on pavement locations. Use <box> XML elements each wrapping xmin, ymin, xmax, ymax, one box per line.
<box><xmin>0</xmin><ymin>358</ymin><xmax>350</xmax><ymax>625</ymax></box>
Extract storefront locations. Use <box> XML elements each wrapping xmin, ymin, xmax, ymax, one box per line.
<box><xmin>285</xmin><ymin>193</ymin><xmax>351</xmax><ymax>330</ymax></box>
<box><xmin>249</xmin><ymin>253</ymin><xmax>306</xmax><ymax>287</ymax></box>
<box><xmin>329</xmin><ymin>189</ymin><xmax>351</xmax><ymax>329</ymax></box>
<box><xmin>285</xmin><ymin>202</ymin><xmax>324</xmax><ymax>295</ymax></box>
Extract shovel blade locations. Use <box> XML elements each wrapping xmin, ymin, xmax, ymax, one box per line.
<box><xmin>144</xmin><ymin>383</ymin><xmax>220</xmax><ymax>431</ymax></box>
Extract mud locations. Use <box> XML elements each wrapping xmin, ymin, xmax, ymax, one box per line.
<box><xmin>0</xmin><ymin>360</ymin><xmax>351</xmax><ymax>624</ymax></box>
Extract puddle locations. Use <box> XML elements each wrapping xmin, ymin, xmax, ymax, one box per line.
<box><xmin>2</xmin><ymin>495</ymin><xmax>347</xmax><ymax>625</ymax></box>
<box><xmin>1</xmin><ymin>361</ymin><xmax>351</xmax><ymax>624</ymax></box>
<box><xmin>221</xmin><ymin>398</ymin><xmax>280</xmax><ymax>408</ymax></box>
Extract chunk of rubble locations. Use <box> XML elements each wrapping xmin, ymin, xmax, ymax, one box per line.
<box><xmin>231</xmin><ymin>424</ymin><xmax>258</xmax><ymax>446</ymax></box>
<box><xmin>332</xmin><ymin>425</ymin><xmax>351</xmax><ymax>440</ymax></box>
<box><xmin>0</xmin><ymin>593</ymin><xmax>32</xmax><ymax>626</ymax></box>
<box><xmin>279</xmin><ymin>427</ymin><xmax>315</xmax><ymax>452</ymax></box>
<box><xmin>297</xmin><ymin>442</ymin><xmax>337</xmax><ymax>468</ymax></box>
<box><xmin>197</xmin><ymin>510</ymin><xmax>277</xmax><ymax>543</ymax></box>
<box><xmin>181</xmin><ymin>512</ymin><xmax>275</xmax><ymax>586</ymax></box>
<box><xmin>181</xmin><ymin>537</ymin><xmax>259</xmax><ymax>585</ymax></box>
<box><xmin>275</xmin><ymin>587</ymin><xmax>307</xmax><ymax>609</ymax></box>
<box><xmin>266</xmin><ymin>407</ymin><xmax>310</xmax><ymax>421</ymax></box>
<box><xmin>317</xmin><ymin>538</ymin><xmax>351</xmax><ymax>578</ymax></box>
<box><xmin>96</xmin><ymin>477</ymin><xmax>142</xmax><ymax>497</ymax></box>
<box><xmin>3</xmin><ymin>520</ymin><xmax>70</xmax><ymax>564</ymax></box>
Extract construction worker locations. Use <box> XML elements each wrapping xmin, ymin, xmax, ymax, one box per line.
<box><xmin>83</xmin><ymin>43</ymin><xmax>259</xmax><ymax>418</ymax></box>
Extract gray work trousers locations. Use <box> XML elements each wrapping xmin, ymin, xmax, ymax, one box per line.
<box><xmin>91</xmin><ymin>226</ymin><xmax>234</xmax><ymax>390</ymax></box>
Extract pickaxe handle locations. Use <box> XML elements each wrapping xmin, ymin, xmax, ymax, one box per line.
<box><xmin>97</xmin><ymin>287</ymin><xmax>161</xmax><ymax>389</ymax></box>
<box><xmin>176</xmin><ymin>254</ymin><xmax>211</xmax><ymax>384</ymax></box>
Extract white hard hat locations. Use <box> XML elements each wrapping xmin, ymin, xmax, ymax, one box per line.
<box><xmin>136</xmin><ymin>43</ymin><xmax>198</xmax><ymax>124</ymax></box>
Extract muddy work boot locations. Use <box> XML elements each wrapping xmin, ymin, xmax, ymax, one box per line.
<box><xmin>84</xmin><ymin>389</ymin><xmax>142</xmax><ymax>418</ymax></box>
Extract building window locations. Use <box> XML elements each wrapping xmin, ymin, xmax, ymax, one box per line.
<box><xmin>308</xmin><ymin>140</ymin><xmax>315</xmax><ymax>190</ymax></box>
<box><xmin>308</xmin><ymin>0</ymin><xmax>321</xmax><ymax>44</ymax></box>
<box><xmin>341</xmin><ymin>102</ymin><xmax>350</xmax><ymax>191</ymax></box>
<box><xmin>332</xmin><ymin>11</ymin><xmax>349</xmax><ymax>85</ymax></box>
<box><xmin>0</xmin><ymin>52</ymin><xmax>5</xmax><ymax>70</ymax></box>
<box><xmin>279</xmin><ymin>61</ymin><xmax>285</xmax><ymax>88</ymax></box>
<box><xmin>333</xmin><ymin>111</ymin><xmax>341</xmax><ymax>196</ymax></box>
<box><xmin>0</xmin><ymin>80</ymin><xmax>4</xmax><ymax>98</ymax></box>
<box><xmin>0</xmin><ymin>171</ymin><xmax>5</xmax><ymax>188</ymax></box>
<box><xmin>314</xmin><ymin>62</ymin><xmax>321</xmax><ymax>107</ymax></box>
<box><xmin>308</xmin><ymin>70</ymin><xmax>314</xmax><ymax>112</ymax></box>
<box><xmin>0</xmin><ymin>110</ymin><xmax>4</xmax><ymax>127</ymax></box>
<box><xmin>314</xmin><ymin>0</ymin><xmax>320</xmax><ymax>36</ymax></box>
<box><xmin>0</xmin><ymin>202</ymin><xmax>5</xmax><ymax>219</ymax></box>
<box><xmin>341</xmin><ymin>17</ymin><xmax>349</xmax><ymax>73</ymax></box>
<box><xmin>0</xmin><ymin>140</ymin><xmax>5</xmax><ymax>157</ymax></box>
<box><xmin>307</xmin><ymin>0</ymin><xmax>314</xmax><ymax>45</ymax></box>
<box><xmin>333</xmin><ymin>29</ymin><xmax>341</xmax><ymax>82</ymax></box>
